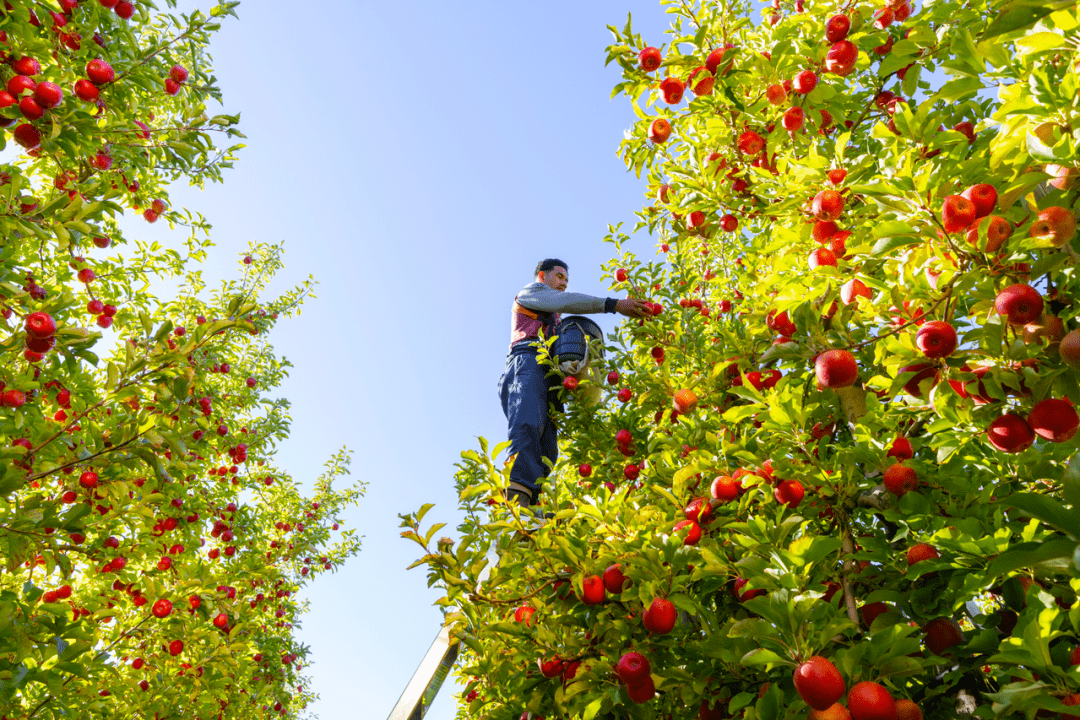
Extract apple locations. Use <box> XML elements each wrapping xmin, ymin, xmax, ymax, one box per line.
<box><xmin>986</xmin><ymin>413</ymin><xmax>1035</xmax><ymax>453</ymax></box>
<box><xmin>603</xmin><ymin>563</ymin><xmax>627</xmax><ymax>594</ymax></box>
<box><xmin>738</xmin><ymin>130</ymin><xmax>765</xmax><ymax>155</ymax></box>
<box><xmin>688</xmin><ymin>66</ymin><xmax>714</xmax><ymax>96</ymax></box>
<box><xmin>813</xmin><ymin>220</ymin><xmax>839</xmax><ymax>242</ymax></box>
<box><xmin>623</xmin><ymin>463</ymin><xmax>640</xmax><ymax>480</ymax></box>
<box><xmin>954</xmin><ymin>121</ymin><xmax>976</xmax><ymax>142</ymax></box>
<box><xmin>578</xmin><ymin>463</ymin><xmax>592</xmax><ymax>477</ymax></box>
<box><xmin>1061</xmin><ymin>329</ymin><xmax>1080</xmax><ymax>370</ymax></box>
<box><xmin>825</xmin><ymin>14</ymin><xmax>851</xmax><ymax>41</ymax></box>
<box><xmin>887</xmin><ymin>436</ymin><xmax>913</xmax><ymax>461</ymax></box>
<box><xmin>639</xmin><ymin>47</ymin><xmax>662</xmax><ymax>72</ymax></box>
<box><xmin>811</xmin><ymin>704</ymin><xmax>852</xmax><ymax>720</ymax></box>
<box><xmin>642</xmin><ymin>597</ymin><xmax>676</xmax><ymax>633</ymax></box>
<box><xmin>87</xmin><ymin>59</ymin><xmax>115</xmax><ymax>85</ymax></box>
<box><xmin>617</xmin><ymin>388</ymin><xmax>632</xmax><ymax>402</ymax></box>
<box><xmin>847</xmin><ymin>681</ymin><xmax>896</xmax><ymax>720</ymax></box>
<box><xmin>152</xmin><ymin>598</ymin><xmax>173</xmax><ymax>618</ymax></box>
<box><xmin>793</xmin><ymin>69</ymin><xmax>818</xmax><ymax>94</ymax></box>
<box><xmin>7</xmin><ymin>75</ymin><xmax>36</xmax><ymax>97</ymax></box>
<box><xmin>783</xmin><ymin>107</ymin><xmax>805</xmax><ymax>131</ymax></box>
<box><xmin>673</xmin><ymin>519</ymin><xmax>701</xmax><ymax>545</ymax></box>
<box><xmin>965</xmin><ymin>215</ymin><xmax>1011</xmax><ymax>252</ymax></box>
<box><xmin>24</xmin><ymin>311</ymin><xmax>56</xmax><ymax>338</ymax></box>
<box><xmin>626</xmin><ymin>676</ymin><xmax>655</xmax><ymax>703</ymax></box>
<box><xmin>840</xmin><ymin>278</ymin><xmax>871</xmax><ymax>305</ymax></box>
<box><xmin>616</xmin><ymin>651</ymin><xmax>651</xmax><ymax>685</ymax></box>
<box><xmin>33</xmin><ymin>81</ymin><xmax>63</xmax><ymax>108</ymax></box>
<box><xmin>884</xmin><ymin>463</ymin><xmax>918</xmax><ymax>496</ymax></box>
<box><xmin>960</xmin><ymin>183</ymin><xmax>996</xmax><ymax>217</ymax></box>
<box><xmin>19</xmin><ymin>97</ymin><xmax>44</xmax><ymax>120</ymax></box>
<box><xmin>915</xmin><ymin>321</ymin><xmax>957</xmax><ymax>358</ymax></box>
<box><xmin>733</xmin><ymin>577</ymin><xmax>766</xmax><ymax>602</ymax></box>
<box><xmin>562</xmin><ymin>376</ymin><xmax>578</xmax><ymax>391</ymax></box>
<box><xmin>994</xmin><ymin>283</ymin><xmax>1043</xmax><ymax>326</ymax></box>
<box><xmin>12</xmin><ymin>57</ymin><xmax>42</xmax><ymax>76</ymax></box>
<box><xmin>774</xmin><ymin>479</ymin><xmax>804</xmax><ymax>507</ymax></box>
<box><xmin>906</xmin><ymin>543</ymin><xmax>939</xmax><ymax>565</ymax></box>
<box><xmin>809</xmin><ymin>247</ymin><xmax>837</xmax><ymax>269</ymax></box>
<box><xmin>673</xmin><ymin>388</ymin><xmax>698</xmax><ymax>413</ymax></box>
<box><xmin>13</xmin><ymin>123</ymin><xmax>41</xmax><ymax>149</ymax></box>
<box><xmin>1045</xmin><ymin>163</ymin><xmax>1078</xmax><ymax>190</ymax></box>
<box><xmin>580</xmin><ymin>575</ymin><xmax>605</xmax><ymax>605</ymax></box>
<box><xmin>648</xmin><ymin>118</ymin><xmax>672</xmax><ymax>143</ymax></box>
<box><xmin>616</xmin><ymin>429</ymin><xmax>632</xmax><ymax>445</ymax></box>
<box><xmin>710</xmin><ymin>475</ymin><xmax>741</xmax><ymax>501</ymax></box>
<box><xmin>68</xmin><ymin>78</ymin><xmax>100</xmax><ymax>104</ymax></box>
<box><xmin>539</xmin><ymin>656</ymin><xmax>564</xmax><ymax>678</ymax></box>
<box><xmin>659</xmin><ymin>77</ymin><xmax>684</xmax><ymax>104</ymax></box>
<box><xmin>513</xmin><ymin>605</ymin><xmax>535</xmax><ymax>626</ymax></box>
<box><xmin>766</xmin><ymin>83</ymin><xmax>787</xmax><ymax>105</ymax></box>
<box><xmin>893</xmin><ymin>3</ymin><xmax>912</xmax><ymax>21</ymax></box>
<box><xmin>720</xmin><ymin>214</ymin><xmax>738</xmax><ymax>231</ymax></box>
<box><xmin>825</xmin><ymin>41</ymin><xmax>857</xmax><ymax>76</ymax></box>
<box><xmin>168</xmin><ymin>639</ymin><xmax>183</xmax><ymax>656</ymax></box>
<box><xmin>793</xmin><ymin>656</ymin><xmax>845</xmax><ymax>711</ymax></box>
<box><xmin>815</xmin><ymin>350</ymin><xmax>857</xmax><ymax>389</ymax></box>
<box><xmin>170</xmin><ymin>65</ymin><xmax>189</xmax><ymax>83</ymax></box>
<box><xmin>941</xmin><ymin>195</ymin><xmax>976</xmax><ymax>233</ymax></box>
<box><xmin>606</xmin><ymin>370</ymin><xmax>620</xmax><ymax>385</ymax></box>
<box><xmin>1022</xmin><ymin>313</ymin><xmax>1064</xmax><ymax>345</ymax></box>
<box><xmin>705</xmin><ymin>44</ymin><xmax>734</xmax><ymax>75</ymax></box>
<box><xmin>923</xmin><ymin>617</ymin><xmax>965</xmax><ymax>656</ymax></box>
<box><xmin>1027</xmin><ymin>398</ymin><xmax>1079</xmax><ymax>442</ymax></box>
<box><xmin>873</xmin><ymin>7</ymin><xmax>894</xmax><ymax>28</ymax></box>
<box><xmin>812</xmin><ymin>189</ymin><xmax>844</xmax><ymax>221</ymax></box>
<box><xmin>1028</xmin><ymin>206</ymin><xmax>1076</xmax><ymax>247</ymax></box>
<box><xmin>828</xmin><ymin>168</ymin><xmax>847</xmax><ymax>185</ymax></box>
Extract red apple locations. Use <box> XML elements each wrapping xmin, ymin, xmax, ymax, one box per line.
<box><xmin>580</xmin><ymin>575</ymin><xmax>605</xmax><ymax>605</ymax></box>
<box><xmin>673</xmin><ymin>519</ymin><xmax>701</xmax><ymax>545</ymax></box>
<box><xmin>840</xmin><ymin>278</ymin><xmax>871</xmax><ymax>305</ymax></box>
<box><xmin>648</xmin><ymin>118</ymin><xmax>671</xmax><ymax>144</ymax></box>
<box><xmin>941</xmin><ymin>195</ymin><xmax>976</xmax><ymax>233</ymax></box>
<box><xmin>603</xmin><ymin>563</ymin><xmax>627</xmax><ymax>594</ymax></box>
<box><xmin>13</xmin><ymin>123</ymin><xmax>41</xmax><ymax>149</ymax></box>
<box><xmin>994</xmin><ymin>284</ymin><xmax>1043</xmax><ymax>326</ymax></box>
<box><xmin>782</xmin><ymin>106</ymin><xmax>805</xmax><ymax>131</ymax></box>
<box><xmin>824</xmin><ymin>41</ymin><xmax>857</xmax><ymax>76</ymax></box>
<box><xmin>812</xmin><ymin>189</ymin><xmax>844</xmax><ymax>221</ymax></box>
<box><xmin>923</xmin><ymin>617</ymin><xmax>965</xmax><ymax>656</ymax></box>
<box><xmin>825</xmin><ymin>14</ymin><xmax>851</xmax><ymax>41</ymax></box>
<box><xmin>793</xmin><ymin>69</ymin><xmax>818</xmax><ymax>94</ymax></box>
<box><xmin>887</xmin><ymin>436</ymin><xmax>913</xmax><ymax>461</ymax></box>
<box><xmin>12</xmin><ymin>57</ymin><xmax>42</xmax><ymax>76</ymax></box>
<box><xmin>1061</xmin><ymin>330</ymin><xmax>1080</xmax><ymax>371</ymax></box>
<box><xmin>626</xmin><ymin>675</ymin><xmax>656</xmax><ymax>703</ymax></box>
<box><xmin>960</xmin><ymin>183</ymin><xmax>996</xmax><ymax>218</ymax></box>
<box><xmin>659</xmin><ymin>77</ymin><xmax>684</xmax><ymax>104</ymax></box>
<box><xmin>766</xmin><ymin>83</ymin><xmax>786</xmax><ymax>105</ymax></box>
<box><xmin>915</xmin><ymin>321</ymin><xmax>957</xmax><ymax>358</ymax></box>
<box><xmin>986</xmin><ymin>413</ymin><xmax>1035</xmax><ymax>453</ymax></box>
<box><xmin>738</xmin><ymin>130</ymin><xmax>765</xmax><ymax>155</ymax></box>
<box><xmin>616</xmin><ymin>651</ymin><xmax>651</xmax><ymax>685</ymax></box>
<box><xmin>774</xmin><ymin>479</ymin><xmax>804</xmax><ymax>507</ymax></box>
<box><xmin>87</xmin><ymin>59</ymin><xmax>115</xmax><ymax>85</ymax></box>
<box><xmin>794</xmin><ymin>656</ymin><xmax>845</xmax><ymax>711</ymax></box>
<box><xmin>906</xmin><ymin>543</ymin><xmax>939</xmax><ymax>565</ymax></box>
<box><xmin>815</xmin><ymin>349</ymin><xmax>857</xmax><ymax>389</ymax></box>
<box><xmin>639</xmin><ymin>47</ymin><xmax>662</xmax><ymax>72</ymax></box>
<box><xmin>809</xmin><ymin>247</ymin><xmax>837</xmax><ymax>269</ymax></box>
<box><xmin>884</xmin><ymin>463</ymin><xmax>918</xmax><ymax>496</ymax></box>
<box><xmin>642</xmin><ymin>597</ymin><xmax>676</xmax><ymax>634</ymax></box>
<box><xmin>1027</xmin><ymin>398</ymin><xmax>1079</xmax><ymax>442</ymax></box>
<box><xmin>965</xmin><ymin>215</ymin><xmax>1012</xmax><ymax>252</ymax></box>
<box><xmin>73</xmin><ymin>78</ymin><xmax>99</xmax><ymax>101</ymax></box>
<box><xmin>710</xmin><ymin>475</ymin><xmax>741</xmax><ymax>501</ymax></box>
<box><xmin>847</xmin><ymin>681</ymin><xmax>896</xmax><ymax>720</ymax></box>
<box><xmin>32</xmin><ymin>81</ymin><xmax>63</xmax><ymax>108</ymax></box>
<box><xmin>1028</xmin><ymin>206</ymin><xmax>1076</xmax><ymax>247</ymax></box>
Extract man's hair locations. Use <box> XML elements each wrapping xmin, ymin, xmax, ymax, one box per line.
<box><xmin>535</xmin><ymin>258</ymin><xmax>567</xmax><ymax>277</ymax></box>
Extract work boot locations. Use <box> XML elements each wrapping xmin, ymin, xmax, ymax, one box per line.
<box><xmin>504</xmin><ymin>487</ymin><xmax>533</xmax><ymax>507</ymax></box>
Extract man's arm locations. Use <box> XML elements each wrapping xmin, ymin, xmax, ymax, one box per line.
<box><xmin>516</xmin><ymin>282</ymin><xmax>652</xmax><ymax>318</ymax></box>
<box><xmin>515</xmin><ymin>282</ymin><xmax>607</xmax><ymax>314</ymax></box>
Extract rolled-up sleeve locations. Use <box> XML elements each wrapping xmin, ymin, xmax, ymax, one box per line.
<box><xmin>516</xmin><ymin>282</ymin><xmax>607</xmax><ymax>314</ymax></box>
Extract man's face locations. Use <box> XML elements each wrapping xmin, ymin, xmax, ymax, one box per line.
<box><xmin>539</xmin><ymin>266</ymin><xmax>568</xmax><ymax>292</ymax></box>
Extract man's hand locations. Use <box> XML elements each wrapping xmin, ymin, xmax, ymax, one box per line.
<box><xmin>616</xmin><ymin>298</ymin><xmax>653</xmax><ymax>318</ymax></box>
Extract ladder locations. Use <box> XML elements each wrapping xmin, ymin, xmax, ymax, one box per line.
<box><xmin>386</xmin><ymin>625</ymin><xmax>460</xmax><ymax>720</ymax></box>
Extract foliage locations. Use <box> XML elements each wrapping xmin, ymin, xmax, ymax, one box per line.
<box><xmin>406</xmin><ymin>0</ymin><xmax>1080</xmax><ymax>718</ymax></box>
<box><xmin>0</xmin><ymin>1</ymin><xmax>365</xmax><ymax>718</ymax></box>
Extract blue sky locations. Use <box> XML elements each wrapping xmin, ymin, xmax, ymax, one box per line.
<box><xmin>157</xmin><ymin>1</ymin><xmax>673</xmax><ymax>717</ymax></box>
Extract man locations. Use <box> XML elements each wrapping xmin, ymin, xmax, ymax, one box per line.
<box><xmin>497</xmin><ymin>259</ymin><xmax>652</xmax><ymax>507</ymax></box>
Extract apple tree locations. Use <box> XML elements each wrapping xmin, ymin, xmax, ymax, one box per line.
<box><xmin>0</xmin><ymin>2</ymin><xmax>365</xmax><ymax>718</ymax></box>
<box><xmin>405</xmin><ymin>0</ymin><xmax>1080</xmax><ymax>718</ymax></box>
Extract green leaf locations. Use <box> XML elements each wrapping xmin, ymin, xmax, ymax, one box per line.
<box><xmin>1002</xmin><ymin>494</ymin><xmax>1080</xmax><ymax>539</ymax></box>
<box><xmin>985</xmin><ymin>537</ymin><xmax>1078</xmax><ymax>579</ymax></box>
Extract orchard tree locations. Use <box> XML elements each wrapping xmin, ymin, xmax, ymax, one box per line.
<box><xmin>405</xmin><ymin>0</ymin><xmax>1080</xmax><ymax>718</ymax></box>
<box><xmin>0</xmin><ymin>2</ymin><xmax>364</xmax><ymax>719</ymax></box>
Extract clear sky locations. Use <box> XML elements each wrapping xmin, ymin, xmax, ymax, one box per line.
<box><xmin>151</xmin><ymin>1</ymin><xmax>676</xmax><ymax>717</ymax></box>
